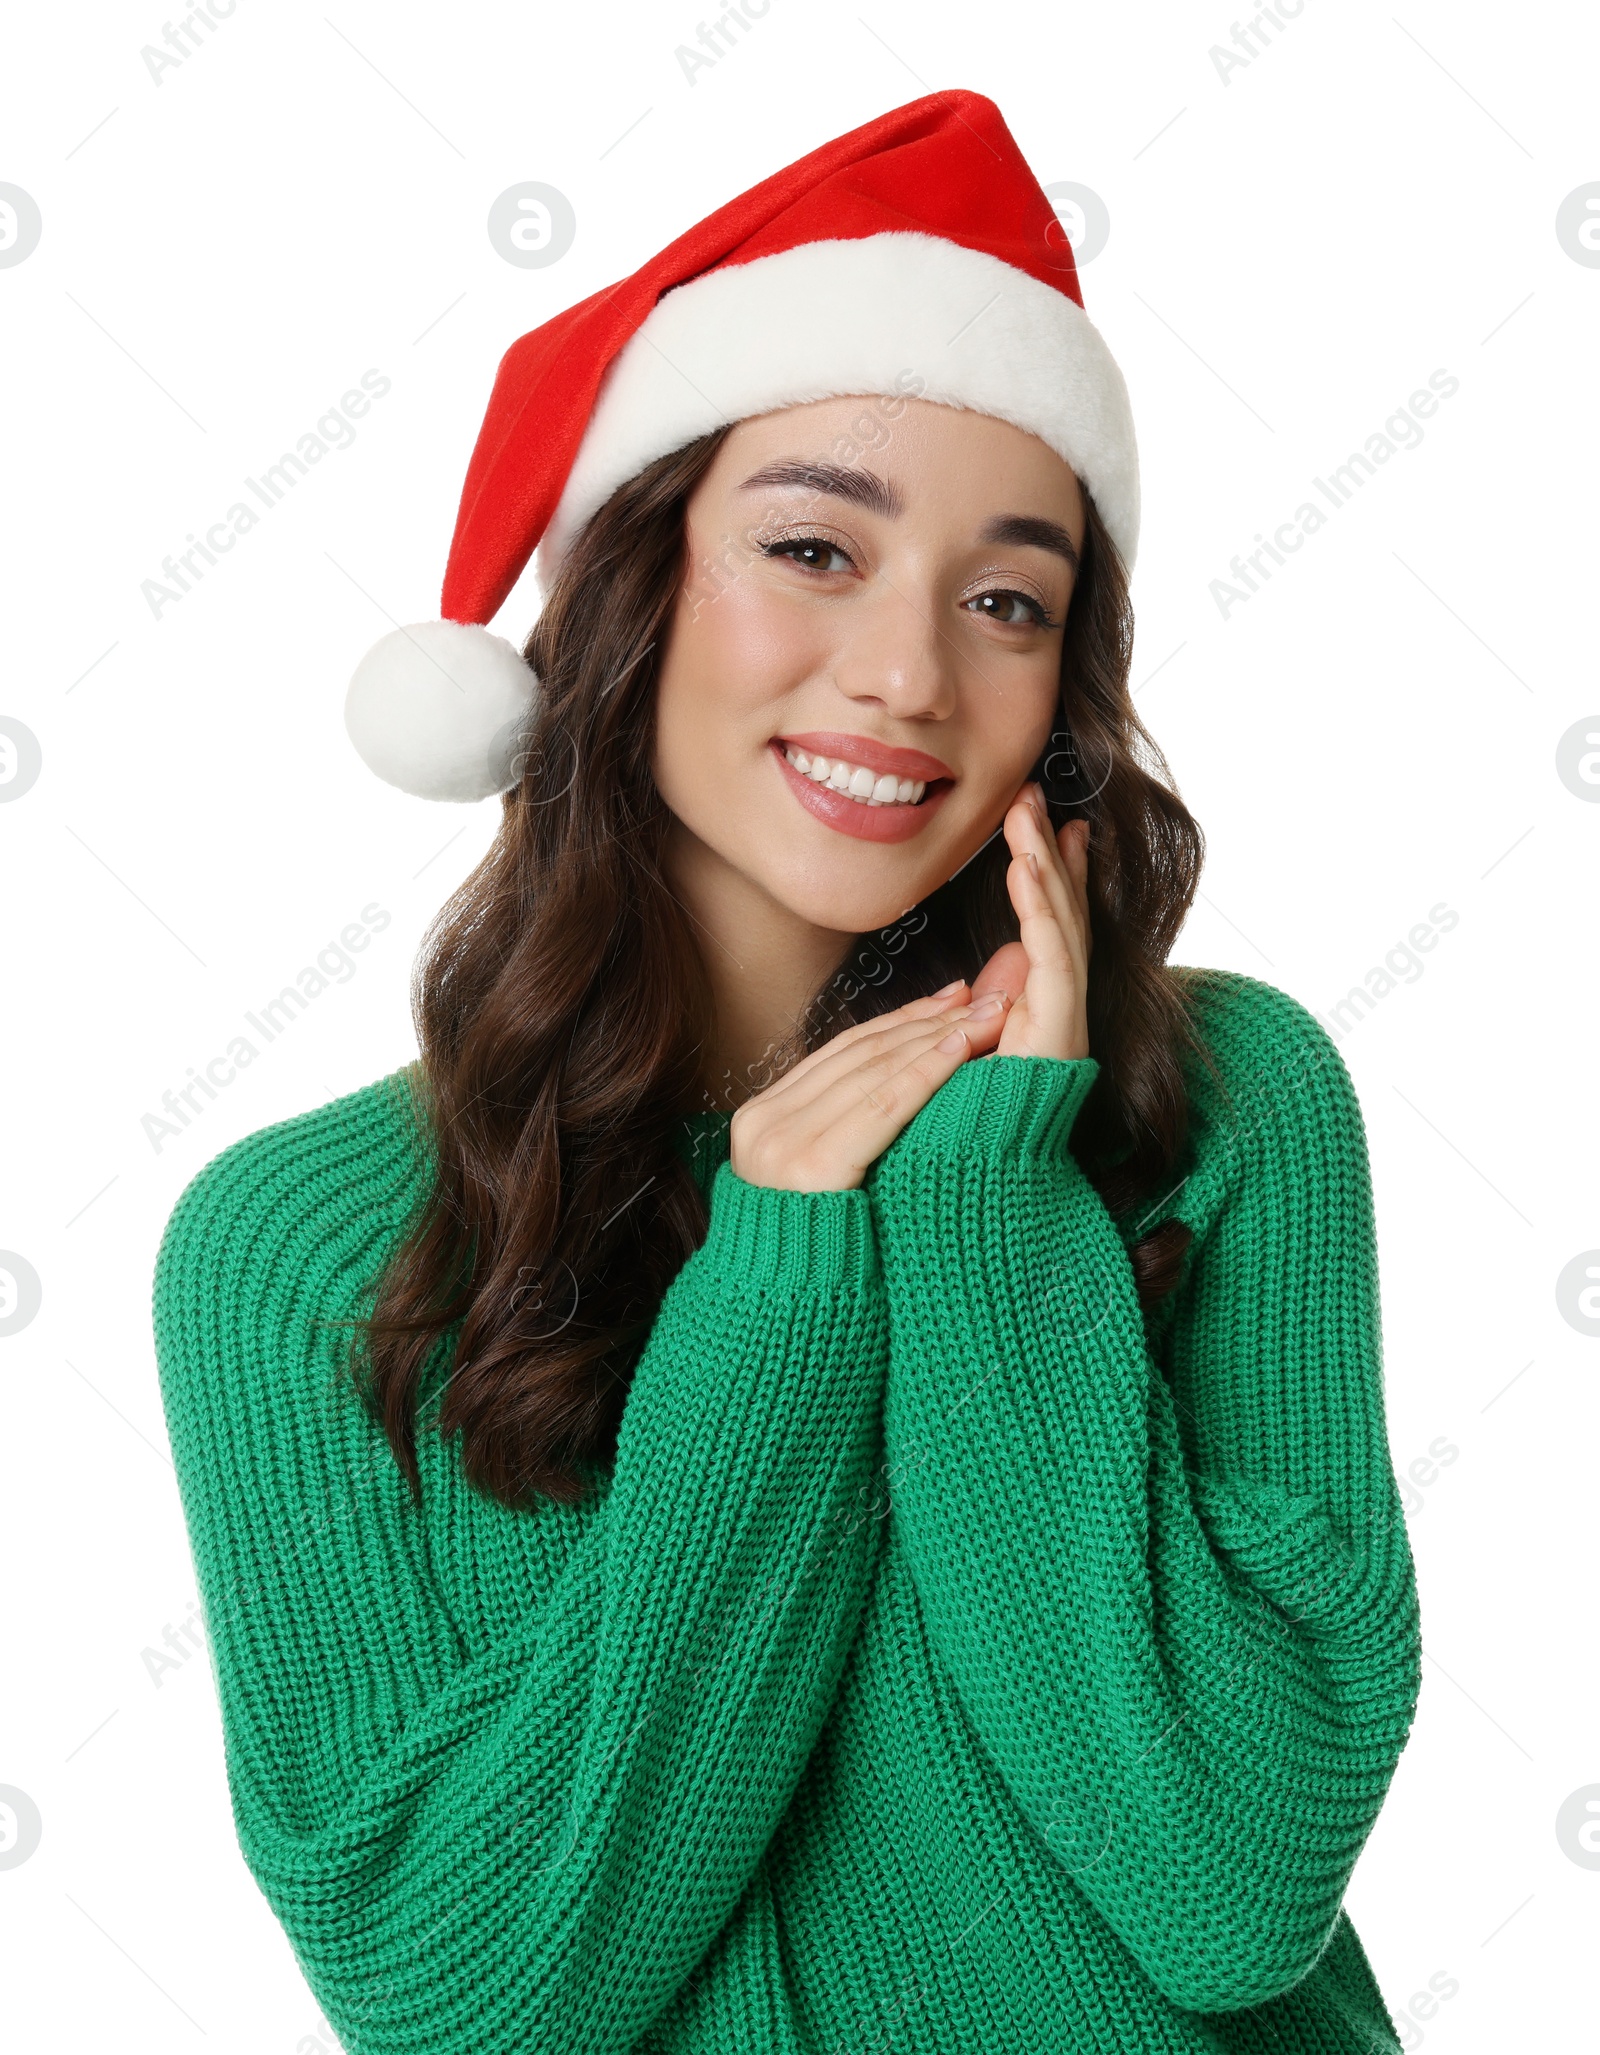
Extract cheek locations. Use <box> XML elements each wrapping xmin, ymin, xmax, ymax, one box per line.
<box><xmin>659</xmin><ymin>581</ymin><xmax>818</xmax><ymax>756</ymax></box>
<box><xmin>694</xmin><ymin>567</ymin><xmax>823</xmax><ymax>705</ymax></box>
<box><xmin>959</xmin><ymin>657</ymin><xmax>1063</xmax><ymax>801</ymax></box>
<box><xmin>1024</xmin><ymin>655</ymin><xmax>1068</xmax><ymax>760</ymax></box>
<box><xmin>653</xmin><ymin>583</ymin><xmax>818</xmax><ymax>820</ymax></box>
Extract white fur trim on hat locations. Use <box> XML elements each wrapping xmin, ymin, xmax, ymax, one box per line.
<box><xmin>344</xmin><ymin>620</ymin><xmax>538</xmax><ymax>802</ymax></box>
<box><xmin>534</xmin><ymin>229</ymin><xmax>1140</xmax><ymax>583</ymax></box>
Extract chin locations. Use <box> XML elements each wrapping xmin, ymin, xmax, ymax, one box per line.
<box><xmin>763</xmin><ymin>864</ymin><xmax>943</xmax><ymax>939</ymax></box>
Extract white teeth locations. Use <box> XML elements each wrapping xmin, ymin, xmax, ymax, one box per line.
<box><xmin>782</xmin><ymin>745</ymin><xmax>928</xmax><ymax>807</ymax></box>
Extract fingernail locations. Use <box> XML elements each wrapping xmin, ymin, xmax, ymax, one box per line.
<box><xmin>936</xmin><ymin>1026</ymin><xmax>969</xmax><ymax>1053</ymax></box>
<box><xmin>1026</xmin><ymin>852</ymin><xmax>1040</xmax><ymax>882</ymax></box>
<box><xmin>932</xmin><ymin>978</ymin><xmax>965</xmax><ymax>997</ymax></box>
<box><xmin>970</xmin><ymin>991</ymin><xmax>1007</xmax><ymax>1016</ymax></box>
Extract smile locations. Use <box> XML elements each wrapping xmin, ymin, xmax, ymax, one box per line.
<box><xmin>768</xmin><ymin>737</ymin><xmax>954</xmax><ymax>845</ymax></box>
<box><xmin>783</xmin><ymin>746</ymin><xmax>926</xmax><ymax>807</ymax></box>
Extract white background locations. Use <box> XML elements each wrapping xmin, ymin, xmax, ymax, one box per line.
<box><xmin>2</xmin><ymin>0</ymin><xmax>1597</xmax><ymax>2048</ymax></box>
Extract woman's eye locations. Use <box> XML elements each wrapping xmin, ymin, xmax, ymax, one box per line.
<box><xmin>761</xmin><ymin>545</ymin><xmax>1054</xmax><ymax>624</ymax></box>
<box><xmin>966</xmin><ymin>589</ymin><xmax>1054</xmax><ymax>628</ymax></box>
<box><xmin>765</xmin><ymin>537</ymin><xmax>854</xmax><ymax>574</ymax></box>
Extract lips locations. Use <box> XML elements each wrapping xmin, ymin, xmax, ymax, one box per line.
<box><xmin>776</xmin><ymin>731</ymin><xmax>955</xmax><ymax>783</ymax></box>
<box><xmin>769</xmin><ymin>739</ymin><xmax>954</xmax><ymax>845</ymax></box>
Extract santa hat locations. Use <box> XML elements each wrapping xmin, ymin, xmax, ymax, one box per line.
<box><xmin>345</xmin><ymin>88</ymin><xmax>1139</xmax><ymax>803</ymax></box>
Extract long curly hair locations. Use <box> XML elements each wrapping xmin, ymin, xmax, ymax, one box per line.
<box><xmin>347</xmin><ymin>423</ymin><xmax>1219</xmax><ymax>1511</ymax></box>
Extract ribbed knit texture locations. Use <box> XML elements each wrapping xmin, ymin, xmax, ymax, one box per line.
<box><xmin>151</xmin><ymin>968</ymin><xmax>1422</xmax><ymax>2054</ymax></box>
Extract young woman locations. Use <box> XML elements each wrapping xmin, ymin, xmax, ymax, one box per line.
<box><xmin>152</xmin><ymin>91</ymin><xmax>1423</xmax><ymax>2055</ymax></box>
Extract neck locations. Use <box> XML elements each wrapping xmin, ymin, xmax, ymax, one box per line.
<box><xmin>664</xmin><ymin>819</ymin><xmax>853</xmax><ymax>1111</ymax></box>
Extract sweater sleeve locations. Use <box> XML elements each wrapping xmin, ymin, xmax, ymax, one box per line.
<box><xmin>152</xmin><ymin>1103</ymin><xmax>889</xmax><ymax>2055</ymax></box>
<box><xmin>862</xmin><ymin>992</ymin><xmax>1422</xmax><ymax>2015</ymax></box>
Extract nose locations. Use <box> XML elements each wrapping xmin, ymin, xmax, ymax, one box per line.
<box><xmin>829</xmin><ymin>576</ymin><xmax>962</xmax><ymax>723</ymax></box>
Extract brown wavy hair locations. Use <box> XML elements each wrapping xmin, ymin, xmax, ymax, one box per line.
<box><xmin>350</xmin><ymin>423</ymin><xmax>1219</xmax><ymax>1511</ymax></box>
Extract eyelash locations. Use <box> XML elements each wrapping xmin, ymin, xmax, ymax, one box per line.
<box><xmin>760</xmin><ymin>535</ymin><xmax>1061</xmax><ymax>629</ymax></box>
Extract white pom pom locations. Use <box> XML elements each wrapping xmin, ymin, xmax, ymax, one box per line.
<box><xmin>344</xmin><ymin>620</ymin><xmax>538</xmax><ymax>801</ymax></box>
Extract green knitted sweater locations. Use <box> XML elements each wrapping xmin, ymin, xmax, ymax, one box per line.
<box><xmin>150</xmin><ymin>967</ymin><xmax>1421</xmax><ymax>2054</ymax></box>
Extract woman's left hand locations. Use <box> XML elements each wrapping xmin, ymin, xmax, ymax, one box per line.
<box><xmin>969</xmin><ymin>781</ymin><xmax>1093</xmax><ymax>1062</ymax></box>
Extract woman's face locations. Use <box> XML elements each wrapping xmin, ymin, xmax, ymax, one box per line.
<box><xmin>652</xmin><ymin>394</ymin><xmax>1087</xmax><ymax>939</ymax></box>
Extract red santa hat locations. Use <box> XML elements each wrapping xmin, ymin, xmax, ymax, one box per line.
<box><xmin>345</xmin><ymin>87</ymin><xmax>1139</xmax><ymax>802</ymax></box>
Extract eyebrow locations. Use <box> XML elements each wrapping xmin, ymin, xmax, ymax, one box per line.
<box><xmin>738</xmin><ymin>462</ymin><xmax>1080</xmax><ymax>571</ymax></box>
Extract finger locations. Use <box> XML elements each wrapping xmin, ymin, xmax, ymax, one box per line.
<box><xmin>754</xmin><ymin>992</ymin><xmax>981</xmax><ymax>1111</ymax></box>
<box><xmin>1003</xmin><ymin>851</ymin><xmax>1082</xmax><ymax>1052</ymax></box>
<box><xmin>1060</xmin><ymin>812</ymin><xmax>1090</xmax><ymax>882</ymax></box>
<box><xmin>732</xmin><ymin>1003</ymin><xmax>1008</xmax><ymax>1187</ymax></box>
<box><xmin>1019</xmin><ymin>786</ymin><xmax>1079</xmax><ymax>902</ymax></box>
<box><xmin>1050</xmin><ymin>817</ymin><xmax>1093</xmax><ymax>967</ymax></box>
<box><xmin>755</xmin><ymin>979</ymin><xmax>970</xmax><ymax>1091</ymax></box>
<box><xmin>797</xmin><ymin>1002</ymin><xmax>1009</xmax><ymax>1162</ymax></box>
<box><xmin>1004</xmin><ymin>792</ymin><xmax>1088</xmax><ymax>976</ymax></box>
<box><xmin>1006</xmin><ymin>851</ymin><xmax>1076</xmax><ymax>980</ymax></box>
<box><xmin>1021</xmin><ymin>793</ymin><xmax>1091</xmax><ymax>972</ymax></box>
<box><xmin>802</xmin><ymin>994</ymin><xmax>1010</xmax><ymax>1122</ymax></box>
<box><xmin>970</xmin><ymin>939</ymin><xmax>1029</xmax><ymax>1007</ymax></box>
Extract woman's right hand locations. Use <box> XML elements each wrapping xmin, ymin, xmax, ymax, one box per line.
<box><xmin>728</xmin><ymin>982</ymin><xmax>1012</xmax><ymax>1194</ymax></box>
